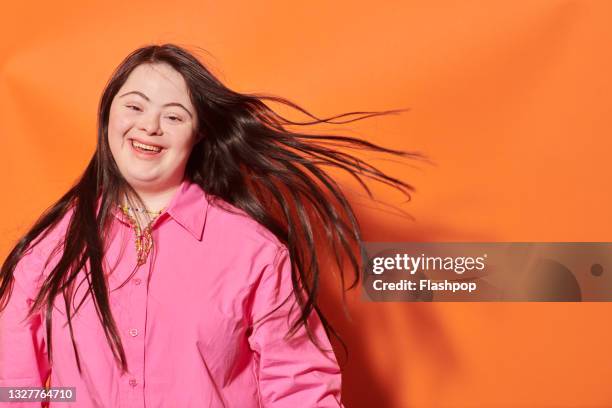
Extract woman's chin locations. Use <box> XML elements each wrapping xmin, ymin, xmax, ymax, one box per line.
<box><xmin>125</xmin><ymin>174</ymin><xmax>164</xmax><ymax>188</ymax></box>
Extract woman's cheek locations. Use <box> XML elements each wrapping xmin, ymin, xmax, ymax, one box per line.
<box><xmin>110</xmin><ymin>116</ymin><xmax>132</xmax><ymax>138</ymax></box>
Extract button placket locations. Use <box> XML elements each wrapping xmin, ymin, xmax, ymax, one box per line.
<box><xmin>122</xmin><ymin>238</ymin><xmax>152</xmax><ymax>406</ymax></box>
<box><xmin>113</xmin><ymin>204</ymin><xmax>165</xmax><ymax>406</ymax></box>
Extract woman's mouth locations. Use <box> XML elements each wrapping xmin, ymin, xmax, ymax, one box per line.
<box><xmin>130</xmin><ymin>139</ymin><xmax>164</xmax><ymax>156</ymax></box>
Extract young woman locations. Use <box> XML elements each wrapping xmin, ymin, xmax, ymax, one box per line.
<box><xmin>0</xmin><ymin>44</ymin><xmax>420</xmax><ymax>407</ymax></box>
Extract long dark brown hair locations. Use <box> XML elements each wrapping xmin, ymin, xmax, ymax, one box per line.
<box><xmin>0</xmin><ymin>43</ymin><xmax>426</xmax><ymax>374</ymax></box>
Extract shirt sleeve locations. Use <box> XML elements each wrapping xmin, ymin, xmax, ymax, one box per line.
<box><xmin>0</xmin><ymin>246</ymin><xmax>51</xmax><ymax>405</ymax></box>
<box><xmin>247</xmin><ymin>246</ymin><xmax>344</xmax><ymax>408</ymax></box>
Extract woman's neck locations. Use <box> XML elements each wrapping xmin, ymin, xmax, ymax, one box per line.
<box><xmin>122</xmin><ymin>180</ymin><xmax>183</xmax><ymax>213</ymax></box>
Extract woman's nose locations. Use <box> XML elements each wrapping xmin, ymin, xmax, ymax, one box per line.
<box><xmin>139</xmin><ymin>112</ymin><xmax>162</xmax><ymax>135</ymax></box>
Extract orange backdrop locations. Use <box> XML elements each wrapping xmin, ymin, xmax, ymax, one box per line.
<box><xmin>1</xmin><ymin>1</ymin><xmax>611</xmax><ymax>407</ymax></box>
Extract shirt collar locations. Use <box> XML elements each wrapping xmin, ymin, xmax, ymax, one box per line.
<box><xmin>111</xmin><ymin>178</ymin><xmax>209</xmax><ymax>241</ymax></box>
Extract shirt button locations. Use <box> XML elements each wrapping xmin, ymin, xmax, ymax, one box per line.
<box><xmin>129</xmin><ymin>378</ymin><xmax>137</xmax><ymax>387</ymax></box>
<box><xmin>129</xmin><ymin>328</ymin><xmax>139</xmax><ymax>337</ymax></box>
<box><xmin>133</xmin><ymin>278</ymin><xmax>142</xmax><ymax>285</ymax></box>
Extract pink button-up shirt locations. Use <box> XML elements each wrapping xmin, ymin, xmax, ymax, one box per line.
<box><xmin>0</xmin><ymin>179</ymin><xmax>344</xmax><ymax>407</ymax></box>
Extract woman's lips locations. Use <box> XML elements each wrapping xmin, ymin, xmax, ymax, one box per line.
<box><xmin>129</xmin><ymin>138</ymin><xmax>164</xmax><ymax>158</ymax></box>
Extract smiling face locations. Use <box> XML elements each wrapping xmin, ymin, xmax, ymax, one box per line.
<box><xmin>108</xmin><ymin>62</ymin><xmax>199</xmax><ymax>193</ymax></box>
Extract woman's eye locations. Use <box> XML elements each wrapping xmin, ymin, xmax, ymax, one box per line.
<box><xmin>124</xmin><ymin>105</ymin><xmax>181</xmax><ymax>122</ymax></box>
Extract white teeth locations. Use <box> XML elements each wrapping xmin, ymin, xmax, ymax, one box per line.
<box><xmin>132</xmin><ymin>140</ymin><xmax>162</xmax><ymax>153</ymax></box>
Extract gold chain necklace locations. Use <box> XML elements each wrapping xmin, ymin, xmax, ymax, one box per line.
<box><xmin>118</xmin><ymin>204</ymin><xmax>164</xmax><ymax>266</ymax></box>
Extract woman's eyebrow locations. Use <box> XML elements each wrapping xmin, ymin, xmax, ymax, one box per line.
<box><xmin>119</xmin><ymin>90</ymin><xmax>193</xmax><ymax>118</ymax></box>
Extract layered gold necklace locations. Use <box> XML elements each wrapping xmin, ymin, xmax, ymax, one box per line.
<box><xmin>118</xmin><ymin>204</ymin><xmax>164</xmax><ymax>266</ymax></box>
